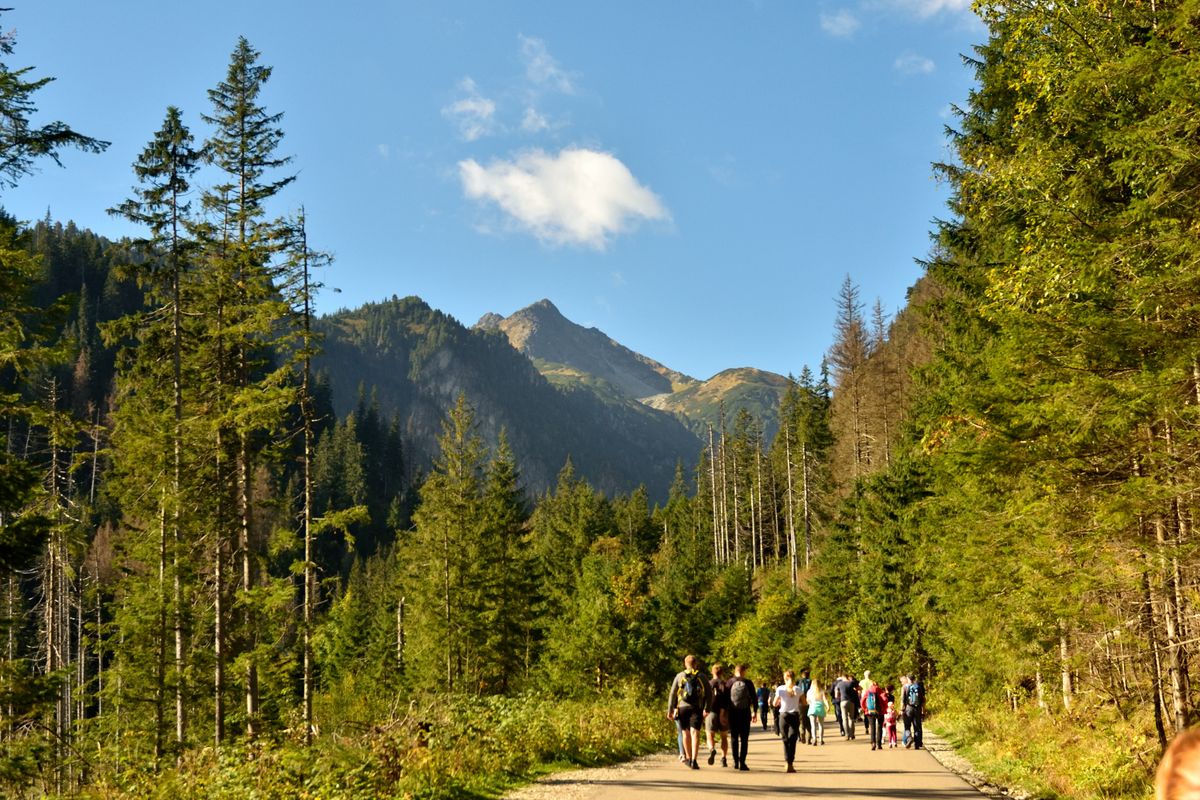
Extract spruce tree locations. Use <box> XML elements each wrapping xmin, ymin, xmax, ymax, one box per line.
<box><xmin>106</xmin><ymin>105</ymin><xmax>200</xmax><ymax>755</ymax></box>
<box><xmin>407</xmin><ymin>395</ymin><xmax>487</xmax><ymax>691</ymax></box>
<box><xmin>199</xmin><ymin>36</ymin><xmax>296</xmax><ymax>740</ymax></box>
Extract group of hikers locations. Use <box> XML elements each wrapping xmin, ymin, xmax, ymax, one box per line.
<box><xmin>666</xmin><ymin>655</ymin><xmax>926</xmax><ymax>773</ymax></box>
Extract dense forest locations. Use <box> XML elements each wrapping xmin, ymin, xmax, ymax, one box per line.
<box><xmin>2</xmin><ymin>3</ymin><xmax>1199</xmax><ymax>798</ymax></box>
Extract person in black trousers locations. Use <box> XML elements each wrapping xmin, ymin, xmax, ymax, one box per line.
<box><xmin>727</xmin><ymin>664</ymin><xmax>757</xmax><ymax>771</ymax></box>
<box><xmin>905</xmin><ymin>674</ymin><xmax>926</xmax><ymax>749</ymax></box>
<box><xmin>774</xmin><ymin>670</ymin><xmax>803</xmax><ymax>774</ymax></box>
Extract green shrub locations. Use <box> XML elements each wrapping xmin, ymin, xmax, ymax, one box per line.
<box><xmin>932</xmin><ymin>698</ymin><xmax>1156</xmax><ymax>800</ymax></box>
<box><xmin>73</xmin><ymin>693</ymin><xmax>672</xmax><ymax>800</ymax></box>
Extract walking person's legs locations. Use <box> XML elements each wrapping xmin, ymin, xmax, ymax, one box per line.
<box><xmin>840</xmin><ymin>701</ymin><xmax>856</xmax><ymax>739</ymax></box>
<box><xmin>680</xmin><ymin>706</ymin><xmax>702</xmax><ymax>767</ymax></box>
<box><xmin>728</xmin><ymin>717</ymin><xmax>742</xmax><ymax>768</ymax></box>
<box><xmin>730</xmin><ymin>709</ymin><xmax>750</xmax><ymax>769</ymax></box>
<box><xmin>781</xmin><ymin>712</ymin><xmax>800</xmax><ymax>772</ymax></box>
<box><xmin>834</xmin><ymin>698</ymin><xmax>844</xmax><ymax>736</ymax></box>
<box><xmin>913</xmin><ymin>712</ymin><xmax>924</xmax><ymax>748</ymax></box>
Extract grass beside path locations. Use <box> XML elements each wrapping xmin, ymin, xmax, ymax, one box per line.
<box><xmin>930</xmin><ymin>702</ymin><xmax>1157</xmax><ymax>800</ymax></box>
<box><xmin>73</xmin><ymin>694</ymin><xmax>673</xmax><ymax>800</ymax></box>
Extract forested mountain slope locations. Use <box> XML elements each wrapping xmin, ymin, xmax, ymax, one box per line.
<box><xmin>480</xmin><ymin>298</ymin><xmax>790</xmax><ymax>442</ymax></box>
<box><xmin>315</xmin><ymin>296</ymin><xmax>701</xmax><ymax>498</ymax></box>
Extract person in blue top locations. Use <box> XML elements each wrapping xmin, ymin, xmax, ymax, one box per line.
<box><xmin>904</xmin><ymin>674</ymin><xmax>926</xmax><ymax>749</ymax></box>
<box><xmin>756</xmin><ymin>683</ymin><xmax>771</xmax><ymax>731</ymax></box>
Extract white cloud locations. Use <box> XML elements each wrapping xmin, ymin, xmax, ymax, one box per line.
<box><xmin>442</xmin><ymin>77</ymin><xmax>497</xmax><ymax>141</ymax></box>
<box><xmin>820</xmin><ymin>9</ymin><xmax>860</xmax><ymax>37</ymax></box>
<box><xmin>458</xmin><ymin>147</ymin><xmax>669</xmax><ymax>249</ymax></box>
<box><xmin>894</xmin><ymin>51</ymin><xmax>936</xmax><ymax>74</ymax></box>
<box><xmin>521</xmin><ymin>107</ymin><xmax>550</xmax><ymax>133</ymax></box>
<box><xmin>376</xmin><ymin>143</ymin><xmax>391</xmax><ymax>159</ymax></box>
<box><xmin>519</xmin><ymin>35</ymin><xmax>575</xmax><ymax>94</ymax></box>
<box><xmin>611</xmin><ymin>271</ymin><xmax>626</xmax><ymax>287</ymax></box>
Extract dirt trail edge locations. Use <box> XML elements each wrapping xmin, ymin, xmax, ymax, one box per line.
<box><xmin>507</xmin><ymin>725</ymin><xmax>987</xmax><ymax>799</ymax></box>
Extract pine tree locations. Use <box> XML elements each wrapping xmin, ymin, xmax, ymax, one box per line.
<box><xmin>406</xmin><ymin>395</ymin><xmax>487</xmax><ymax>691</ymax></box>
<box><xmin>106</xmin><ymin>105</ymin><xmax>200</xmax><ymax>756</ymax></box>
<box><xmin>477</xmin><ymin>431</ymin><xmax>533</xmax><ymax>692</ymax></box>
<box><xmin>0</xmin><ymin>14</ymin><xmax>108</xmax><ymax>189</ymax></box>
<box><xmin>199</xmin><ymin>36</ymin><xmax>296</xmax><ymax>740</ymax></box>
<box><xmin>828</xmin><ymin>275</ymin><xmax>871</xmax><ymax>483</ymax></box>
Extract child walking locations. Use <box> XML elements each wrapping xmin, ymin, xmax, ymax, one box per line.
<box><xmin>884</xmin><ymin>700</ymin><xmax>898</xmax><ymax>748</ymax></box>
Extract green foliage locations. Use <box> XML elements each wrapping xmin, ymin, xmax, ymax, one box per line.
<box><xmin>0</xmin><ymin>12</ymin><xmax>108</xmax><ymax>189</ymax></box>
<box><xmin>76</xmin><ymin>694</ymin><xmax>671</xmax><ymax>800</ymax></box>
<box><xmin>315</xmin><ymin>296</ymin><xmax>701</xmax><ymax>500</ymax></box>
<box><xmin>933</xmin><ymin>700</ymin><xmax>1154</xmax><ymax>800</ymax></box>
<box><xmin>716</xmin><ymin>565</ymin><xmax>803</xmax><ymax>684</ymax></box>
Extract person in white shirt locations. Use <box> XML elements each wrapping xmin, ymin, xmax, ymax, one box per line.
<box><xmin>773</xmin><ymin>670</ymin><xmax>802</xmax><ymax>773</ymax></box>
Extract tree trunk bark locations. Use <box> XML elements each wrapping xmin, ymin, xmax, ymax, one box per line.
<box><xmin>1059</xmin><ymin>623</ymin><xmax>1072</xmax><ymax>711</ymax></box>
<box><xmin>1141</xmin><ymin>561</ymin><xmax>1168</xmax><ymax>750</ymax></box>
<box><xmin>785</xmin><ymin>425</ymin><xmax>797</xmax><ymax>591</ymax></box>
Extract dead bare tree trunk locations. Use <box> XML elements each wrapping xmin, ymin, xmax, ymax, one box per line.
<box><xmin>785</xmin><ymin>424</ymin><xmax>798</xmax><ymax>590</ymax></box>
<box><xmin>1141</xmin><ymin>562</ymin><xmax>1168</xmax><ymax>750</ymax></box>
<box><xmin>708</xmin><ymin>425</ymin><xmax>719</xmax><ymax>565</ymax></box>
<box><xmin>1059</xmin><ymin>622</ymin><xmax>1072</xmax><ymax>711</ymax></box>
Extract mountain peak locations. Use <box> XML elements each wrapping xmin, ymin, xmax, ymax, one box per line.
<box><xmin>474</xmin><ymin>312</ymin><xmax>504</xmax><ymax>331</ymax></box>
<box><xmin>528</xmin><ymin>298</ymin><xmax>559</xmax><ymax>313</ymax></box>
<box><xmin>489</xmin><ymin>299</ymin><xmax>692</xmax><ymax>400</ymax></box>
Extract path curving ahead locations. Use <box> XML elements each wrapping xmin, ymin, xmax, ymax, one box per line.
<box><xmin>508</xmin><ymin>725</ymin><xmax>985</xmax><ymax>800</ymax></box>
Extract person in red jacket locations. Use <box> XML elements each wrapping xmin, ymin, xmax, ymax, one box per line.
<box><xmin>860</xmin><ymin>672</ymin><xmax>885</xmax><ymax>751</ymax></box>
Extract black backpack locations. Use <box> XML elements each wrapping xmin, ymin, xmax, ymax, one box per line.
<box><xmin>730</xmin><ymin>678</ymin><xmax>752</xmax><ymax>710</ymax></box>
<box><xmin>679</xmin><ymin>671</ymin><xmax>703</xmax><ymax>706</ymax></box>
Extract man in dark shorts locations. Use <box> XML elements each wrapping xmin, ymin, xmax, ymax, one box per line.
<box><xmin>667</xmin><ymin>654</ymin><xmax>711</xmax><ymax>769</ymax></box>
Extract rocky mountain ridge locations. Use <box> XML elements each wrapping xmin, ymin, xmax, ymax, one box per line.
<box><xmin>476</xmin><ymin>299</ymin><xmax>789</xmax><ymax>441</ymax></box>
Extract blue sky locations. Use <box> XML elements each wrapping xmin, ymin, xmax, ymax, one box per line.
<box><xmin>3</xmin><ymin>1</ymin><xmax>982</xmax><ymax>381</ymax></box>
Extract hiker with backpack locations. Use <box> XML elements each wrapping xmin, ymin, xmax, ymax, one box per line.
<box><xmin>797</xmin><ymin>668</ymin><xmax>813</xmax><ymax>744</ymax></box>
<box><xmin>756</xmin><ymin>683</ymin><xmax>771</xmax><ymax>731</ymax></box>
<box><xmin>706</xmin><ymin>663</ymin><xmax>732</xmax><ymax>767</ymax></box>
<box><xmin>727</xmin><ymin>663</ymin><xmax>757</xmax><ymax>771</ymax></box>
<box><xmin>860</xmin><ymin>672</ymin><xmax>885</xmax><ymax>751</ymax></box>
<box><xmin>806</xmin><ymin>677</ymin><xmax>829</xmax><ymax>746</ymax></box>
<box><xmin>667</xmin><ymin>654</ymin><xmax>711</xmax><ymax>769</ymax></box>
<box><xmin>904</xmin><ymin>674</ymin><xmax>926</xmax><ymax>749</ymax></box>
<box><xmin>773</xmin><ymin>670</ymin><xmax>803</xmax><ymax>774</ymax></box>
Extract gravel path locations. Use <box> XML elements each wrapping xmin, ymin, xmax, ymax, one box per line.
<box><xmin>507</xmin><ymin>723</ymin><xmax>989</xmax><ymax>799</ymax></box>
